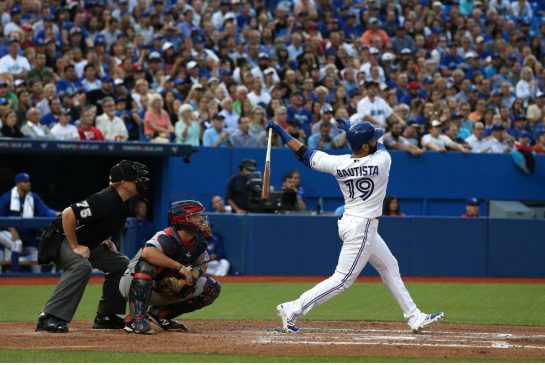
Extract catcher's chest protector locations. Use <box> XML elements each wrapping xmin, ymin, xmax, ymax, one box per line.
<box><xmin>159</xmin><ymin>228</ymin><xmax>207</xmax><ymax>267</ymax></box>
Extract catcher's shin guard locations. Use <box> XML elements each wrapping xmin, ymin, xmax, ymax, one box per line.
<box><xmin>152</xmin><ymin>277</ymin><xmax>221</xmax><ymax>319</ymax></box>
<box><xmin>128</xmin><ymin>260</ymin><xmax>156</xmax><ymax>318</ymax></box>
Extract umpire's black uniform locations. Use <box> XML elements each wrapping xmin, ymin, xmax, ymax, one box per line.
<box><xmin>36</xmin><ymin>160</ymin><xmax>149</xmax><ymax>333</ymax></box>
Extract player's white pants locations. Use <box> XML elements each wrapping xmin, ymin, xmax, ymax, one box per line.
<box><xmin>280</xmin><ymin>216</ymin><xmax>423</xmax><ymax>328</ymax></box>
<box><xmin>205</xmin><ymin>259</ymin><xmax>230</xmax><ymax>276</ymax></box>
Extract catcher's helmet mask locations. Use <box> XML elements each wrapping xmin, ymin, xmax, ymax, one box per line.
<box><xmin>347</xmin><ymin>121</ymin><xmax>384</xmax><ymax>151</ymax></box>
<box><xmin>168</xmin><ymin>200</ymin><xmax>211</xmax><ymax>237</ymax></box>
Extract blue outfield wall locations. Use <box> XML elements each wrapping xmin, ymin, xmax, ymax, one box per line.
<box><xmin>2</xmin><ymin>216</ymin><xmax>544</xmax><ymax>278</ymax></box>
<box><xmin>206</xmin><ymin>214</ymin><xmax>545</xmax><ymax>278</ymax></box>
<box><xmin>160</xmin><ymin>148</ymin><xmax>545</xmax><ymax>227</ymax></box>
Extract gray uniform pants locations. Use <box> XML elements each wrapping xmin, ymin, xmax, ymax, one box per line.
<box><xmin>41</xmin><ymin>239</ymin><xmax>130</xmax><ymax>322</ymax></box>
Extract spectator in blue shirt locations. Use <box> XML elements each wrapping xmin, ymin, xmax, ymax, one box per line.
<box><xmin>0</xmin><ymin>173</ymin><xmax>58</xmax><ymax>272</ymax></box>
<box><xmin>287</xmin><ymin>91</ymin><xmax>313</xmax><ymax>137</ymax></box>
<box><xmin>203</xmin><ymin>113</ymin><xmax>232</xmax><ymax>147</ymax></box>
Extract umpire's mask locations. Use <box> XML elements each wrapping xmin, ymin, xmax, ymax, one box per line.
<box><xmin>110</xmin><ymin>160</ymin><xmax>150</xmax><ymax>197</ymax></box>
<box><xmin>133</xmin><ymin>162</ymin><xmax>150</xmax><ymax>196</ymax></box>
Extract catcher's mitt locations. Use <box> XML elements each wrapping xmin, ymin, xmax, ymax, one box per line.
<box><xmin>157</xmin><ymin>275</ymin><xmax>196</xmax><ymax>298</ymax></box>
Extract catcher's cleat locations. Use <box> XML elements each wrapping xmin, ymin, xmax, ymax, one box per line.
<box><xmin>93</xmin><ymin>313</ymin><xmax>125</xmax><ymax>329</ymax></box>
<box><xmin>35</xmin><ymin>312</ymin><xmax>68</xmax><ymax>333</ymax></box>
<box><xmin>276</xmin><ymin>304</ymin><xmax>300</xmax><ymax>334</ymax></box>
<box><xmin>149</xmin><ymin>314</ymin><xmax>188</xmax><ymax>332</ymax></box>
<box><xmin>124</xmin><ymin>315</ymin><xmax>153</xmax><ymax>334</ymax></box>
<box><xmin>411</xmin><ymin>312</ymin><xmax>445</xmax><ymax>334</ymax></box>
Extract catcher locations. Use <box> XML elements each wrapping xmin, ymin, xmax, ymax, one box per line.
<box><xmin>119</xmin><ymin>200</ymin><xmax>221</xmax><ymax>334</ymax></box>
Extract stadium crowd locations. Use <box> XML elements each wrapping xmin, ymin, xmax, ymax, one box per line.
<box><xmin>0</xmin><ymin>0</ymin><xmax>544</xmax><ymax>154</ymax></box>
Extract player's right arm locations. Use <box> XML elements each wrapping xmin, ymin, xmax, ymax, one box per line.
<box><xmin>142</xmin><ymin>233</ymin><xmax>192</xmax><ymax>282</ymax></box>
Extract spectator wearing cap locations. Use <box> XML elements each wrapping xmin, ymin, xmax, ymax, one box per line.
<box><xmin>81</xmin><ymin>64</ymin><xmax>101</xmax><ymax>92</ymax></box>
<box><xmin>203</xmin><ymin>113</ymin><xmax>231</xmax><ymax>147</ymax></box>
<box><xmin>485</xmin><ymin>124</ymin><xmax>511</xmax><ymax>153</ymax></box>
<box><xmin>311</xmin><ymin>104</ymin><xmax>334</xmax><ymax>134</ymax></box>
<box><xmin>359</xmin><ymin>48</ymin><xmax>385</xmax><ymax>84</ymax></box>
<box><xmin>440</xmin><ymin>42</ymin><xmax>464</xmax><ymax>73</ymax></box>
<box><xmin>56</xmin><ymin>65</ymin><xmax>84</xmax><ymax>96</ymax></box>
<box><xmin>462</xmin><ymin>198</ymin><xmax>481</xmax><ymax>218</ymax></box>
<box><xmin>174</xmin><ymin>104</ymin><xmax>200</xmax><ymax>146</ymax></box>
<box><xmin>421</xmin><ymin>120</ymin><xmax>468</xmax><ymax>152</ymax></box>
<box><xmin>361</xmin><ymin>17</ymin><xmax>389</xmax><ymax>48</ymax></box>
<box><xmin>50</xmin><ymin>108</ymin><xmax>80</xmax><ymax>141</ymax></box>
<box><xmin>465</xmin><ymin>122</ymin><xmax>489</xmax><ymax>153</ymax></box>
<box><xmin>516</xmin><ymin>67</ymin><xmax>538</xmax><ymax>107</ymax></box>
<box><xmin>0</xmin><ymin>39</ymin><xmax>31</xmax><ymax>79</ymax></box>
<box><xmin>514</xmin><ymin>131</ymin><xmax>533</xmax><ymax>152</ymax></box>
<box><xmin>383</xmin><ymin>121</ymin><xmax>424</xmax><ymax>156</ymax></box>
<box><xmin>20</xmin><ymin>108</ymin><xmax>53</xmax><ymax>139</ymax></box>
<box><xmin>507</xmin><ymin>115</ymin><xmax>529</xmax><ymax>139</ymax></box>
<box><xmin>399</xmin><ymin>122</ymin><xmax>421</xmax><ymax>147</ymax></box>
<box><xmin>78</xmin><ymin>107</ymin><xmax>105</xmax><ymax>141</ymax></box>
<box><xmin>390</xmin><ymin>21</ymin><xmax>416</xmax><ymax>55</ymax></box>
<box><xmin>0</xmin><ymin>172</ymin><xmax>58</xmax><ymax>272</ymax></box>
<box><xmin>355</xmin><ymin>81</ymin><xmax>405</xmax><ymax>129</ymax></box>
<box><xmin>287</xmin><ymin>91</ymin><xmax>313</xmax><ymax>137</ymax></box>
<box><xmin>143</xmin><ymin>93</ymin><xmax>173</xmax><ymax>143</ymax></box>
<box><xmin>96</xmin><ymin>96</ymin><xmax>129</xmax><ymax>141</ymax></box>
<box><xmin>251</xmin><ymin>52</ymin><xmax>280</xmax><ymax>84</ymax></box>
<box><xmin>0</xmin><ymin>109</ymin><xmax>23</xmax><ymax>138</ymax></box>
<box><xmin>211</xmin><ymin>0</ymin><xmax>233</xmax><ymax>30</ymax></box>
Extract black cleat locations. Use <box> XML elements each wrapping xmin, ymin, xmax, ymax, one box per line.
<box><xmin>93</xmin><ymin>313</ymin><xmax>125</xmax><ymax>329</ymax></box>
<box><xmin>35</xmin><ymin>313</ymin><xmax>69</xmax><ymax>333</ymax></box>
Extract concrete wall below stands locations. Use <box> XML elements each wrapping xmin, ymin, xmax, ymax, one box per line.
<box><xmin>206</xmin><ymin>214</ymin><xmax>545</xmax><ymax>278</ymax></box>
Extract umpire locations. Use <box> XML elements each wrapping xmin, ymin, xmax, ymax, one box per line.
<box><xmin>36</xmin><ymin>160</ymin><xmax>150</xmax><ymax>333</ymax></box>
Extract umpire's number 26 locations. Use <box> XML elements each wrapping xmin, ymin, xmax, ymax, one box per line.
<box><xmin>344</xmin><ymin>178</ymin><xmax>374</xmax><ymax>201</ymax></box>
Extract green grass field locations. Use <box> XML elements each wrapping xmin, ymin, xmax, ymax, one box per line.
<box><xmin>1</xmin><ymin>281</ymin><xmax>545</xmax><ymax>362</ymax></box>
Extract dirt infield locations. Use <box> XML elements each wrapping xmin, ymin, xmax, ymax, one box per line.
<box><xmin>1</xmin><ymin>320</ymin><xmax>545</xmax><ymax>360</ymax></box>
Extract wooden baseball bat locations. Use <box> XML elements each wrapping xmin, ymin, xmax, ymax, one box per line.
<box><xmin>261</xmin><ymin>128</ymin><xmax>273</xmax><ymax>201</ymax></box>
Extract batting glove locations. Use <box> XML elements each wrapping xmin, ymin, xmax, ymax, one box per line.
<box><xmin>336</xmin><ymin>118</ymin><xmax>351</xmax><ymax>132</ymax></box>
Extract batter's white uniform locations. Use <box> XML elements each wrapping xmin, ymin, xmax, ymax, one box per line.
<box><xmin>279</xmin><ymin>146</ymin><xmax>426</xmax><ymax>329</ymax></box>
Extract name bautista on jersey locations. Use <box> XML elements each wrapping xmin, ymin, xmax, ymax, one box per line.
<box><xmin>336</xmin><ymin>166</ymin><xmax>379</xmax><ymax>178</ymax></box>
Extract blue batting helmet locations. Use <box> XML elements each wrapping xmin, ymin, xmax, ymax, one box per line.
<box><xmin>347</xmin><ymin>122</ymin><xmax>384</xmax><ymax>151</ymax></box>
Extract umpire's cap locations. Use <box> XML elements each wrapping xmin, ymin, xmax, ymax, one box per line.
<box><xmin>110</xmin><ymin>160</ymin><xmax>138</xmax><ymax>182</ymax></box>
<box><xmin>239</xmin><ymin>159</ymin><xmax>256</xmax><ymax>172</ymax></box>
<box><xmin>347</xmin><ymin>121</ymin><xmax>383</xmax><ymax>151</ymax></box>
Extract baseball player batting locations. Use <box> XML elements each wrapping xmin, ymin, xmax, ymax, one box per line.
<box><xmin>266</xmin><ymin>118</ymin><xmax>444</xmax><ymax>334</ymax></box>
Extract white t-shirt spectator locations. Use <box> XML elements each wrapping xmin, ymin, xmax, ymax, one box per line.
<box><xmin>421</xmin><ymin>134</ymin><xmax>452</xmax><ymax>149</ymax></box>
<box><xmin>356</xmin><ymin>96</ymin><xmax>393</xmax><ymax>127</ymax></box>
<box><xmin>50</xmin><ymin>123</ymin><xmax>80</xmax><ymax>141</ymax></box>
<box><xmin>248</xmin><ymin>90</ymin><xmax>272</xmax><ymax>108</ymax></box>
<box><xmin>0</xmin><ymin>54</ymin><xmax>31</xmax><ymax>75</ymax></box>
<box><xmin>515</xmin><ymin>79</ymin><xmax>537</xmax><ymax>107</ymax></box>
<box><xmin>465</xmin><ymin>135</ymin><xmax>489</xmax><ymax>153</ymax></box>
<box><xmin>486</xmin><ymin>137</ymin><xmax>510</xmax><ymax>153</ymax></box>
<box><xmin>95</xmin><ymin>113</ymin><xmax>128</xmax><ymax>140</ymax></box>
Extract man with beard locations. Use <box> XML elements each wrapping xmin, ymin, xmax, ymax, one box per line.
<box><xmin>383</xmin><ymin>121</ymin><xmax>424</xmax><ymax>155</ymax></box>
